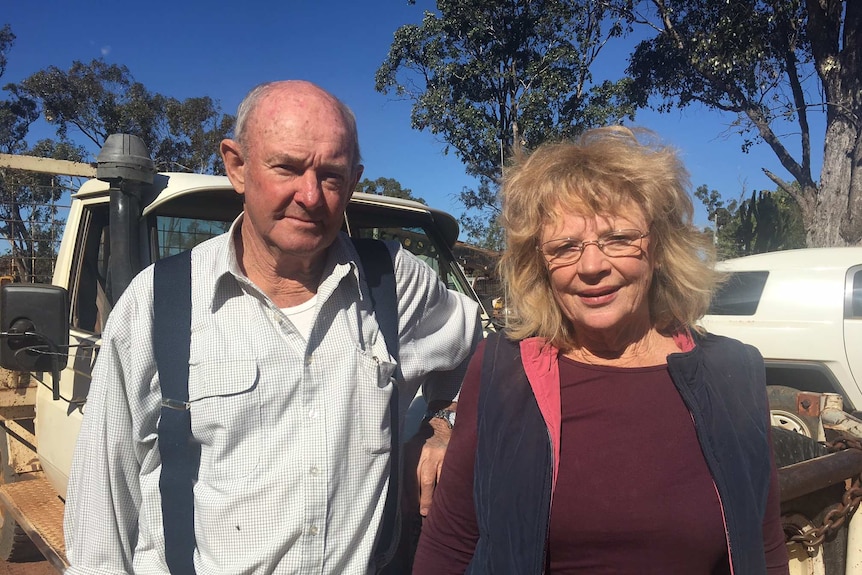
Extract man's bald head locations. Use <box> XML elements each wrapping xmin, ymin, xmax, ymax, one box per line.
<box><xmin>233</xmin><ymin>81</ymin><xmax>362</xmax><ymax>171</ymax></box>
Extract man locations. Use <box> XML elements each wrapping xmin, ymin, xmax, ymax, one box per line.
<box><xmin>64</xmin><ymin>80</ymin><xmax>481</xmax><ymax>574</ymax></box>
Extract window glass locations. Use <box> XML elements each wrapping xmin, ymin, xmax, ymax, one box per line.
<box><xmin>155</xmin><ymin>217</ymin><xmax>232</xmax><ymax>259</ymax></box>
<box><xmin>69</xmin><ymin>206</ymin><xmax>111</xmax><ymax>333</ymax></box>
<box><xmin>708</xmin><ymin>271</ymin><xmax>769</xmax><ymax>316</ymax></box>
<box><xmin>354</xmin><ymin>226</ymin><xmax>445</xmax><ymax>275</ymax></box>
<box><xmin>853</xmin><ymin>271</ymin><xmax>862</xmax><ymax>318</ymax></box>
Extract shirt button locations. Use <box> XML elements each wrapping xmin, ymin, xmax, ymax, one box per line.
<box><xmin>310</xmin><ymin>466</ymin><xmax>320</xmax><ymax>476</ymax></box>
<box><xmin>308</xmin><ymin>409</ymin><xmax>319</xmax><ymax>420</ymax></box>
<box><xmin>305</xmin><ymin>355</ymin><xmax>313</xmax><ymax>366</ymax></box>
<box><xmin>309</xmin><ymin>525</ymin><xmax>319</xmax><ymax>536</ymax></box>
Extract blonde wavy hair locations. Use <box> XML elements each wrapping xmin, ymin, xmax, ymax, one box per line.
<box><xmin>499</xmin><ymin>126</ymin><xmax>718</xmax><ymax>349</ymax></box>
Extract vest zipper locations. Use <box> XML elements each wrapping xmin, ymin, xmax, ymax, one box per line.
<box><xmin>540</xmin><ymin>427</ymin><xmax>554</xmax><ymax>574</ymax></box>
<box><xmin>713</xmin><ymin>478</ymin><xmax>735</xmax><ymax>575</ymax></box>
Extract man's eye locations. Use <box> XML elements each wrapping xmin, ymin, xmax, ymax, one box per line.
<box><xmin>275</xmin><ymin>165</ymin><xmax>300</xmax><ymax>176</ymax></box>
<box><xmin>322</xmin><ymin>174</ymin><xmax>344</xmax><ymax>190</ymax></box>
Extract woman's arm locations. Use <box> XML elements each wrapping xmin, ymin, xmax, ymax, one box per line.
<box><xmin>412</xmin><ymin>341</ymin><xmax>486</xmax><ymax>574</ymax></box>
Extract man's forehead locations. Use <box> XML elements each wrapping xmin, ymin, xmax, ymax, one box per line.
<box><xmin>257</xmin><ymin>86</ymin><xmax>345</xmax><ymax>124</ymax></box>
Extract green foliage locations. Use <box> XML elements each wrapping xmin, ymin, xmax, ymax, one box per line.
<box><xmin>460</xmin><ymin>211</ymin><xmax>504</xmax><ymax>252</ymax></box>
<box><xmin>0</xmin><ymin>89</ymin><xmax>37</xmax><ymax>155</ymax></box>
<box><xmin>0</xmin><ymin>26</ymin><xmax>37</xmax><ymax>155</ymax></box>
<box><xmin>694</xmin><ymin>184</ymin><xmax>737</xmax><ymax>236</ymax></box>
<box><xmin>697</xmin><ymin>184</ymin><xmax>806</xmax><ymax>260</ymax></box>
<box><xmin>356</xmin><ymin>177</ymin><xmax>426</xmax><ymax>204</ymax></box>
<box><xmin>735</xmin><ymin>189</ymin><xmax>806</xmax><ymax>255</ymax></box>
<box><xmin>157</xmin><ymin>97</ymin><xmax>235</xmax><ymax>174</ymax></box>
<box><xmin>457</xmin><ymin>178</ymin><xmax>504</xmax><ymax>250</ymax></box>
<box><xmin>0</xmin><ymin>24</ymin><xmax>13</xmax><ymax>78</ymax></box>
<box><xmin>627</xmin><ymin>0</ymin><xmax>808</xmax><ymax>115</ymax></box>
<box><xmin>0</xmin><ymin>139</ymin><xmax>87</xmax><ymax>282</ymax></box>
<box><xmin>377</xmin><ymin>0</ymin><xmax>637</xmax><ymax>242</ymax></box>
<box><xmin>0</xmin><ymin>25</ymin><xmax>236</xmax><ymax>280</ymax></box>
<box><xmin>10</xmin><ymin>59</ymin><xmax>234</xmax><ymax>174</ymax></box>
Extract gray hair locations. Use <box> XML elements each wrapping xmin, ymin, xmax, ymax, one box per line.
<box><xmin>233</xmin><ymin>81</ymin><xmax>362</xmax><ymax>170</ymax></box>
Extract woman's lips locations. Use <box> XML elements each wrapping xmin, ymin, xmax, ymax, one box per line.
<box><xmin>577</xmin><ymin>286</ymin><xmax>619</xmax><ymax>306</ymax></box>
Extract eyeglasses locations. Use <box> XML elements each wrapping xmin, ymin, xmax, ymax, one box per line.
<box><xmin>538</xmin><ymin>229</ymin><xmax>649</xmax><ymax>265</ymax></box>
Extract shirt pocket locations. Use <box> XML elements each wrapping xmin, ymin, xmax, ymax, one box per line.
<box><xmin>355</xmin><ymin>348</ymin><xmax>397</xmax><ymax>455</ymax></box>
<box><xmin>187</xmin><ymin>359</ymin><xmax>261</xmax><ymax>486</ymax></box>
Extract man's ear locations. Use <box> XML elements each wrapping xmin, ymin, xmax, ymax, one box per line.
<box><xmin>220</xmin><ymin>139</ymin><xmax>246</xmax><ymax>195</ymax></box>
<box><xmin>347</xmin><ymin>165</ymin><xmax>364</xmax><ymax>201</ymax></box>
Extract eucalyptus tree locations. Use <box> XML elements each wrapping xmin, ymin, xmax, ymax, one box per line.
<box><xmin>357</xmin><ymin>176</ymin><xmax>426</xmax><ymax>204</ymax></box>
<box><xmin>0</xmin><ymin>36</ymin><xmax>234</xmax><ymax>281</ymax></box>
<box><xmin>625</xmin><ymin>0</ymin><xmax>861</xmax><ymax>247</ymax></box>
<box><xmin>376</xmin><ymin>0</ymin><xmax>636</xmax><ymax>248</ymax></box>
<box><xmin>12</xmin><ymin>59</ymin><xmax>233</xmax><ymax>174</ymax></box>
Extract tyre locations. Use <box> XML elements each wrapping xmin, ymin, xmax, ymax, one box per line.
<box><xmin>768</xmin><ymin>385</ymin><xmax>821</xmax><ymax>439</ymax></box>
<box><xmin>771</xmin><ymin>425</ymin><xmax>827</xmax><ymax>468</ymax></box>
<box><xmin>0</xmin><ymin>424</ymin><xmax>43</xmax><ymax>562</ymax></box>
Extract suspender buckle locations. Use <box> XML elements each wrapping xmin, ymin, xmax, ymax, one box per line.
<box><xmin>161</xmin><ymin>397</ymin><xmax>191</xmax><ymax>410</ymax></box>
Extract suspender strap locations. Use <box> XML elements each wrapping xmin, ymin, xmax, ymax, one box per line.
<box><xmin>152</xmin><ymin>240</ymin><xmax>399</xmax><ymax>573</ymax></box>
<box><xmin>154</xmin><ymin>250</ymin><xmax>199</xmax><ymax>575</ymax></box>
<box><xmin>351</xmin><ymin>238</ymin><xmax>400</xmax><ymax>371</ymax></box>
<box><xmin>350</xmin><ymin>238</ymin><xmax>402</xmax><ymax>569</ymax></box>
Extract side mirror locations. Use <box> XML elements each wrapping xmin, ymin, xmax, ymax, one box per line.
<box><xmin>0</xmin><ymin>285</ymin><xmax>70</xmax><ymax>399</ymax></box>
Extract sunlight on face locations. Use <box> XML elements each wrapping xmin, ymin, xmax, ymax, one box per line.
<box><xmin>541</xmin><ymin>206</ymin><xmax>655</xmax><ymax>342</ymax></box>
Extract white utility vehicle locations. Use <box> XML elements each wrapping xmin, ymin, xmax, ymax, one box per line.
<box><xmin>701</xmin><ymin>247</ymin><xmax>862</xmax><ymax>437</ymax></box>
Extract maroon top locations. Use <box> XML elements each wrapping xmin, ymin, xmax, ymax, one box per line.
<box><xmin>413</xmin><ymin>343</ymin><xmax>789</xmax><ymax>574</ymax></box>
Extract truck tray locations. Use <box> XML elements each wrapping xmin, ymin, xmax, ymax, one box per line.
<box><xmin>0</xmin><ymin>475</ymin><xmax>67</xmax><ymax>572</ymax></box>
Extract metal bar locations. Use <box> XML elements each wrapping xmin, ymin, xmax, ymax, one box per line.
<box><xmin>822</xmin><ymin>407</ymin><xmax>862</xmax><ymax>440</ymax></box>
<box><xmin>0</xmin><ymin>154</ymin><xmax>96</xmax><ymax>178</ymax></box>
<box><xmin>0</xmin><ymin>476</ymin><xmax>67</xmax><ymax>571</ymax></box>
<box><xmin>779</xmin><ymin>448</ymin><xmax>862</xmax><ymax>502</ymax></box>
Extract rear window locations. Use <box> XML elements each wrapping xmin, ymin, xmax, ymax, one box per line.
<box><xmin>708</xmin><ymin>271</ymin><xmax>769</xmax><ymax>316</ymax></box>
<box><xmin>853</xmin><ymin>270</ymin><xmax>862</xmax><ymax>317</ymax></box>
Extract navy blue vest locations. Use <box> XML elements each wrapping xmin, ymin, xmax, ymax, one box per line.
<box><xmin>468</xmin><ymin>332</ymin><xmax>772</xmax><ymax>574</ymax></box>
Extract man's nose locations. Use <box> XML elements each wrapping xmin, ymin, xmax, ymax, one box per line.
<box><xmin>293</xmin><ymin>171</ymin><xmax>325</xmax><ymax>208</ymax></box>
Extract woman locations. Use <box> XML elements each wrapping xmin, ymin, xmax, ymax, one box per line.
<box><xmin>413</xmin><ymin>127</ymin><xmax>789</xmax><ymax>574</ymax></box>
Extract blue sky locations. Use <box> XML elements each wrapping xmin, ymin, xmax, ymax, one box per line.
<box><xmin>3</xmin><ymin>0</ymin><xmax>823</xmax><ymax>233</ymax></box>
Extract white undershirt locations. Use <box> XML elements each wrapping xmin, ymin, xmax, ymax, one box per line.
<box><xmin>281</xmin><ymin>294</ymin><xmax>318</xmax><ymax>340</ymax></box>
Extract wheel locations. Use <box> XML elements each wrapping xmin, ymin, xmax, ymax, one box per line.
<box><xmin>767</xmin><ymin>385</ymin><xmax>821</xmax><ymax>439</ymax></box>
<box><xmin>0</xmin><ymin>424</ymin><xmax>43</xmax><ymax>562</ymax></box>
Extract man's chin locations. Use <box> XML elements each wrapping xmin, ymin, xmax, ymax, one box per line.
<box><xmin>272</xmin><ymin>233</ymin><xmax>335</xmax><ymax>259</ymax></box>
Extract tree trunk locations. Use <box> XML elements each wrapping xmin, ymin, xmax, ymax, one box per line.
<box><xmin>812</xmin><ymin>119</ymin><xmax>862</xmax><ymax>247</ymax></box>
<box><xmin>805</xmin><ymin>0</ymin><xmax>862</xmax><ymax>247</ymax></box>
<box><xmin>807</xmin><ymin>119</ymin><xmax>862</xmax><ymax>247</ymax></box>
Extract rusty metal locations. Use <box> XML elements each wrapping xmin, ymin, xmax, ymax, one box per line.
<box><xmin>781</xmin><ymin>437</ymin><xmax>862</xmax><ymax>549</ymax></box>
<box><xmin>0</xmin><ymin>475</ymin><xmax>67</xmax><ymax>571</ymax></box>
<box><xmin>797</xmin><ymin>391</ymin><xmax>823</xmax><ymax>418</ymax></box>
<box><xmin>779</xmin><ymin>448</ymin><xmax>862</xmax><ymax>502</ymax></box>
<box><xmin>782</xmin><ymin>513</ymin><xmax>819</xmax><ymax>557</ymax></box>
<box><xmin>822</xmin><ymin>408</ymin><xmax>862</xmax><ymax>441</ymax></box>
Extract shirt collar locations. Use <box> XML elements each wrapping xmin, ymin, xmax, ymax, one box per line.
<box><xmin>209</xmin><ymin>214</ymin><xmax>362</xmax><ymax>310</ymax></box>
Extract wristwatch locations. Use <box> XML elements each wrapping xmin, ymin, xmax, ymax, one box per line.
<box><xmin>425</xmin><ymin>408</ymin><xmax>456</xmax><ymax>429</ymax></box>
